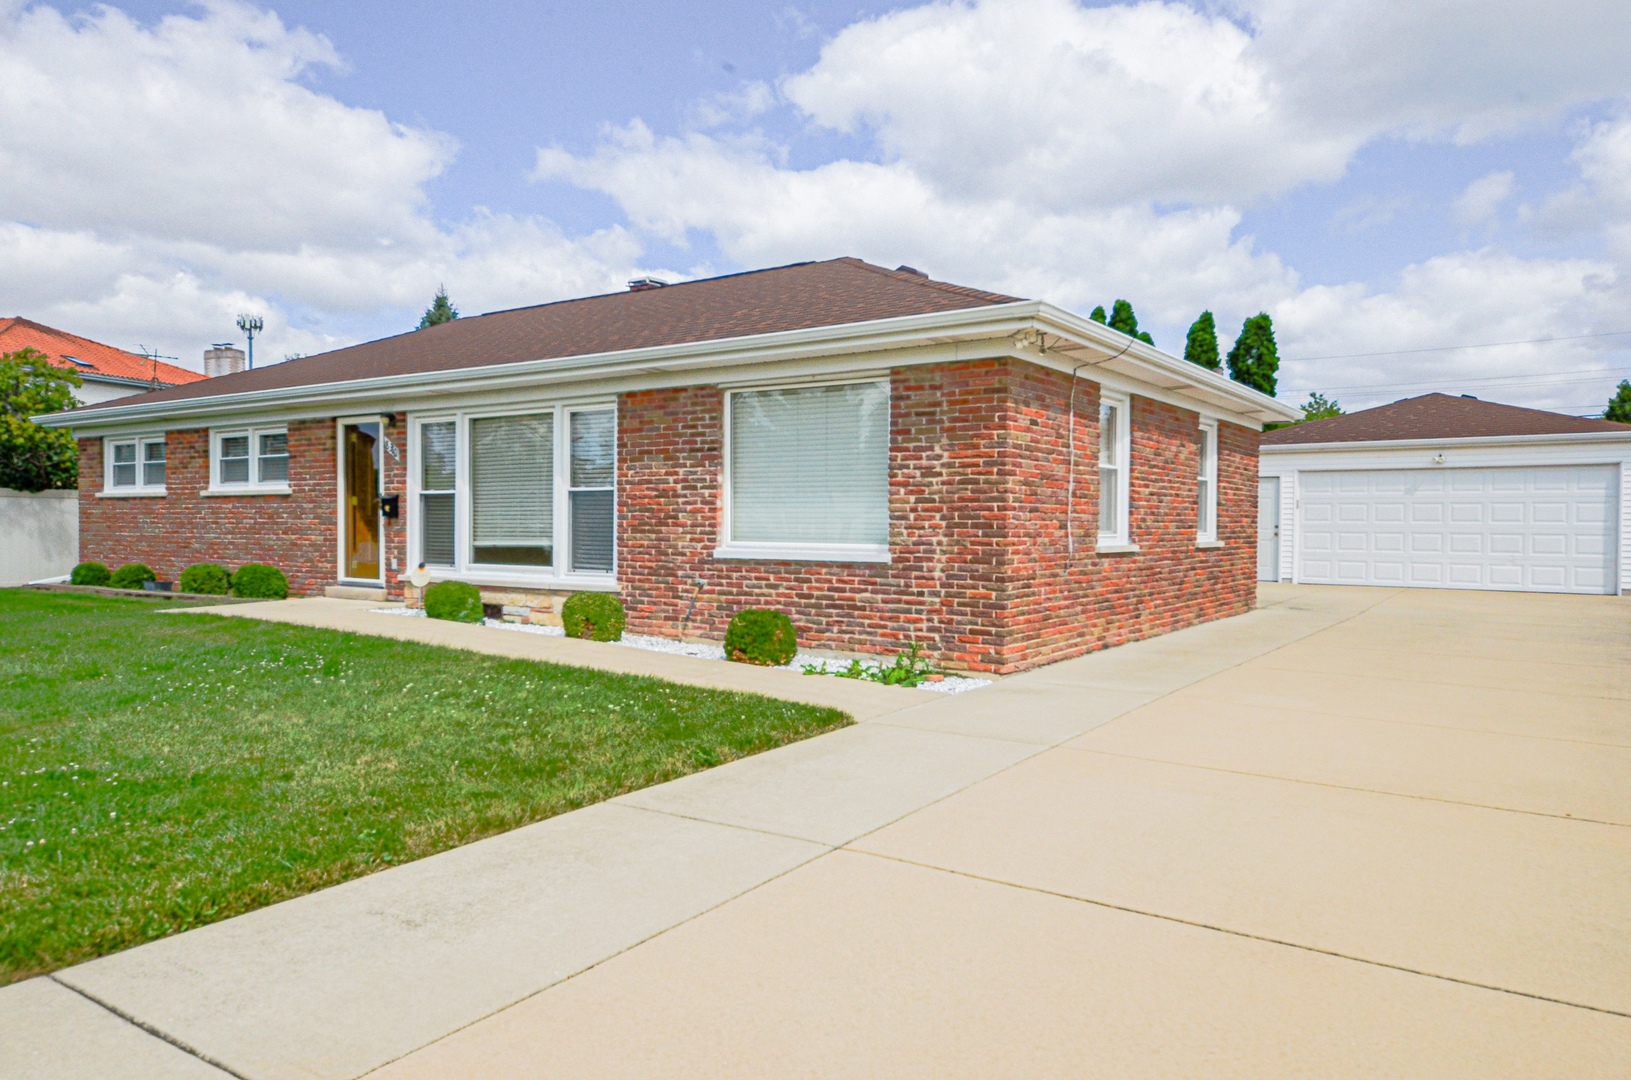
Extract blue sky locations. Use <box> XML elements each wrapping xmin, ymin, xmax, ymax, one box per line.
<box><xmin>3</xmin><ymin>0</ymin><xmax>1629</xmax><ymax>414</ymax></box>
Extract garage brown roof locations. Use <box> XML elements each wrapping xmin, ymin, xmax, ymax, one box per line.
<box><xmin>1262</xmin><ymin>392</ymin><xmax>1630</xmax><ymax>445</ymax></box>
<box><xmin>71</xmin><ymin>259</ymin><xmax>1020</xmax><ymax>414</ymax></box>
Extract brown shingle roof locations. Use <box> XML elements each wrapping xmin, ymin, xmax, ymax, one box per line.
<box><xmin>71</xmin><ymin>259</ymin><xmax>1021</xmax><ymax>413</ymax></box>
<box><xmin>1262</xmin><ymin>392</ymin><xmax>1629</xmax><ymax>445</ymax></box>
<box><xmin>0</xmin><ymin>318</ymin><xmax>206</xmax><ymax>387</ymax></box>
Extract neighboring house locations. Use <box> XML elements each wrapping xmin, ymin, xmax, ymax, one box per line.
<box><xmin>39</xmin><ymin>259</ymin><xmax>1296</xmax><ymax>673</ymax></box>
<box><xmin>1259</xmin><ymin>393</ymin><xmax>1631</xmax><ymax>595</ymax></box>
<box><xmin>0</xmin><ymin>317</ymin><xmax>207</xmax><ymax>405</ymax></box>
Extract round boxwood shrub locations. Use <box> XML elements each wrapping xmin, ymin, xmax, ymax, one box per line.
<box><xmin>231</xmin><ymin>564</ymin><xmax>289</xmax><ymax>600</ymax></box>
<box><xmin>178</xmin><ymin>563</ymin><xmax>231</xmax><ymax>595</ymax></box>
<box><xmin>108</xmin><ymin>563</ymin><xmax>156</xmax><ymax>590</ymax></box>
<box><xmin>424</xmin><ymin>580</ymin><xmax>482</xmax><ymax>623</ymax></box>
<box><xmin>561</xmin><ymin>591</ymin><xmax>625</xmax><ymax>641</ymax></box>
<box><xmin>725</xmin><ymin>608</ymin><xmax>798</xmax><ymax>666</ymax></box>
<box><xmin>70</xmin><ymin>561</ymin><xmax>111</xmax><ymax>587</ymax></box>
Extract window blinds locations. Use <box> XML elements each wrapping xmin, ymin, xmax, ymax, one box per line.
<box><xmin>730</xmin><ymin>382</ymin><xmax>888</xmax><ymax>545</ymax></box>
<box><xmin>569</xmin><ymin>411</ymin><xmax>615</xmax><ymax>572</ymax></box>
<box><xmin>420</xmin><ymin>421</ymin><xmax>457</xmax><ymax>567</ymax></box>
<box><xmin>471</xmin><ymin>413</ymin><xmax>552</xmax><ymax>566</ymax></box>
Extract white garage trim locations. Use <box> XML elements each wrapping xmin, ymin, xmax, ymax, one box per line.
<box><xmin>1261</xmin><ymin>432</ymin><xmax>1631</xmax><ymax>595</ymax></box>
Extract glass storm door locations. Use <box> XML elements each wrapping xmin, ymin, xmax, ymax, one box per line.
<box><xmin>344</xmin><ymin>422</ymin><xmax>382</xmax><ymax>580</ymax></box>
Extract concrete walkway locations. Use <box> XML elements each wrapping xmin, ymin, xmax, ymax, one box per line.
<box><xmin>5</xmin><ymin>586</ymin><xmax>1628</xmax><ymax>1077</ymax></box>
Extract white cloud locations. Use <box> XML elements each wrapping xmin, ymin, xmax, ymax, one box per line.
<box><xmin>1452</xmin><ymin>171</ymin><xmax>1515</xmax><ymax>227</ymax></box>
<box><xmin>0</xmin><ymin>1</ymin><xmax>647</xmax><ymax>370</ymax></box>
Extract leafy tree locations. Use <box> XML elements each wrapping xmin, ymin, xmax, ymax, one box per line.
<box><xmin>1</xmin><ymin>347</ymin><xmax>81</xmax><ymax>492</ymax></box>
<box><xmin>1226</xmin><ymin>313</ymin><xmax>1279</xmax><ymax>396</ymax></box>
<box><xmin>1606</xmin><ymin>380</ymin><xmax>1631</xmax><ymax>423</ymax></box>
<box><xmin>1301</xmin><ymin>392</ymin><xmax>1343</xmax><ymax>421</ymax></box>
<box><xmin>1107</xmin><ymin>299</ymin><xmax>1154</xmax><ymax>345</ymax></box>
<box><xmin>418</xmin><ymin>286</ymin><xmax>459</xmax><ymax>329</ymax></box>
<box><xmin>1184</xmin><ymin>311</ymin><xmax>1220</xmax><ymax>369</ymax></box>
<box><xmin>1089</xmin><ymin>306</ymin><xmax>1107</xmax><ymax>324</ymax></box>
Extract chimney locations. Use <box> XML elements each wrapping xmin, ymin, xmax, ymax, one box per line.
<box><xmin>627</xmin><ymin>276</ymin><xmax>668</xmax><ymax>292</ymax></box>
<box><xmin>205</xmin><ymin>344</ymin><xmax>246</xmax><ymax>377</ymax></box>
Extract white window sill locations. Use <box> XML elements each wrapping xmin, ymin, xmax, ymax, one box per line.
<box><xmin>97</xmin><ymin>488</ymin><xmax>166</xmax><ymax>498</ymax></box>
<box><xmin>200</xmin><ymin>486</ymin><xmax>292</xmax><ymax>497</ymax></box>
<box><xmin>713</xmin><ymin>542</ymin><xmax>891</xmax><ymax>564</ymax></box>
<box><xmin>1095</xmin><ymin>541</ymin><xmax>1140</xmax><ymax>555</ymax></box>
<box><xmin>1196</xmin><ymin>539</ymin><xmax>1226</xmax><ymax>549</ymax></box>
<box><xmin>423</xmin><ymin>569</ymin><xmax>619</xmax><ymax>592</ymax></box>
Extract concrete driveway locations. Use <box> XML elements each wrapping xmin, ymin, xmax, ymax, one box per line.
<box><xmin>6</xmin><ymin>585</ymin><xmax>1628</xmax><ymax>1077</ymax></box>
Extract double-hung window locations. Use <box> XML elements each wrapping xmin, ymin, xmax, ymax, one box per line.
<box><xmin>105</xmin><ymin>435</ymin><xmax>166</xmax><ymax>494</ymax></box>
<box><xmin>212</xmin><ymin>426</ymin><xmax>289</xmax><ymax>492</ymax></box>
<box><xmin>409</xmin><ymin>403</ymin><xmax>617</xmax><ymax>583</ymax></box>
<box><xmin>1097</xmin><ymin>394</ymin><xmax>1132</xmax><ymax>548</ymax></box>
<box><xmin>1196</xmin><ymin>420</ymin><xmax>1219</xmax><ymax>543</ymax></box>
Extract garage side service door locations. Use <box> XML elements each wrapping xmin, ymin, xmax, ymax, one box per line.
<box><xmin>1298</xmin><ymin>465</ymin><xmax>1619</xmax><ymax>594</ymax></box>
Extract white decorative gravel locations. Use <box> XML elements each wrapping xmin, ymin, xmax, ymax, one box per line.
<box><xmin>367</xmin><ymin>608</ymin><xmax>992</xmax><ymax>694</ymax></box>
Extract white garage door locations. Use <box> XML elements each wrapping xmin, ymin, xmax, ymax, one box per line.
<box><xmin>1298</xmin><ymin>465</ymin><xmax>1619</xmax><ymax>594</ymax></box>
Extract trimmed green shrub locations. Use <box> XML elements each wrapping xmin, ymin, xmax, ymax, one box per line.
<box><xmin>424</xmin><ymin>580</ymin><xmax>482</xmax><ymax>623</ymax></box>
<box><xmin>178</xmin><ymin>563</ymin><xmax>231</xmax><ymax>595</ymax></box>
<box><xmin>108</xmin><ymin>563</ymin><xmax>156</xmax><ymax>590</ymax></box>
<box><xmin>725</xmin><ymin>608</ymin><xmax>797</xmax><ymax>666</ymax></box>
<box><xmin>70</xmin><ymin>562</ymin><xmax>111</xmax><ymax>587</ymax></box>
<box><xmin>231</xmin><ymin>564</ymin><xmax>289</xmax><ymax>600</ymax></box>
<box><xmin>561</xmin><ymin>592</ymin><xmax>625</xmax><ymax>641</ymax></box>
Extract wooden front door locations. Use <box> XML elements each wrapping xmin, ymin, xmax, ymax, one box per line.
<box><xmin>344</xmin><ymin>423</ymin><xmax>382</xmax><ymax>580</ymax></box>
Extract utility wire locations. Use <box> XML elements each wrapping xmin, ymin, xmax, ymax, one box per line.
<box><xmin>1284</xmin><ymin>329</ymin><xmax>1631</xmax><ymax>363</ymax></box>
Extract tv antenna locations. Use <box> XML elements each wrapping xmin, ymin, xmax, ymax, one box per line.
<box><xmin>134</xmin><ymin>345</ymin><xmax>178</xmax><ymax>391</ymax></box>
<box><xmin>236</xmin><ymin>313</ymin><xmax>264</xmax><ymax>369</ymax></box>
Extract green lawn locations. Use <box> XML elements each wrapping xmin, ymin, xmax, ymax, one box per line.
<box><xmin>0</xmin><ymin>590</ymin><xmax>849</xmax><ymax>984</ymax></box>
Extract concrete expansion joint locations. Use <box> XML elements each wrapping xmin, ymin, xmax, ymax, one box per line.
<box><xmin>844</xmin><ymin>849</ymin><xmax>1631</xmax><ymax>1021</ymax></box>
<box><xmin>48</xmin><ymin>975</ymin><xmax>249</xmax><ymax>1080</ymax></box>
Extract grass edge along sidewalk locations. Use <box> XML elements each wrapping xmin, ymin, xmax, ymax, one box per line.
<box><xmin>0</xmin><ymin>589</ymin><xmax>851</xmax><ymax>985</ymax></box>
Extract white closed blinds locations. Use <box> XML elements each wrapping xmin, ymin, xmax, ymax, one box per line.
<box><xmin>730</xmin><ymin>382</ymin><xmax>888</xmax><ymax>546</ymax></box>
<box><xmin>471</xmin><ymin>413</ymin><xmax>553</xmax><ymax>566</ymax></box>
<box><xmin>569</xmin><ymin>410</ymin><xmax>615</xmax><ymax>572</ymax></box>
<box><xmin>420</xmin><ymin>421</ymin><xmax>456</xmax><ymax>566</ymax></box>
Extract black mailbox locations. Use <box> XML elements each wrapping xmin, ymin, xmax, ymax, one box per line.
<box><xmin>381</xmin><ymin>494</ymin><xmax>400</xmax><ymax>519</ymax></box>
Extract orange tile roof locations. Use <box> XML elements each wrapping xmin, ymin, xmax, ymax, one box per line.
<box><xmin>0</xmin><ymin>317</ymin><xmax>207</xmax><ymax>388</ymax></box>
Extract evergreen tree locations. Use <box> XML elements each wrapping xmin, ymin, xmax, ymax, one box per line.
<box><xmin>1605</xmin><ymin>380</ymin><xmax>1631</xmax><ymax>424</ymax></box>
<box><xmin>1106</xmin><ymin>299</ymin><xmax>1154</xmax><ymax>346</ymax></box>
<box><xmin>418</xmin><ymin>286</ymin><xmax>459</xmax><ymax>329</ymax></box>
<box><xmin>0</xmin><ymin>347</ymin><xmax>81</xmax><ymax>492</ymax></box>
<box><xmin>1184</xmin><ymin>311</ymin><xmax>1220</xmax><ymax>369</ymax></box>
<box><xmin>1300</xmin><ymin>392</ymin><xmax>1343</xmax><ymax>421</ymax></box>
<box><xmin>1226</xmin><ymin>313</ymin><xmax>1279</xmax><ymax>396</ymax></box>
<box><xmin>1089</xmin><ymin>306</ymin><xmax>1107</xmax><ymax>324</ymax></box>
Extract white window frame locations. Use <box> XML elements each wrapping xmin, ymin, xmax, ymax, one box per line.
<box><xmin>1097</xmin><ymin>392</ymin><xmax>1134</xmax><ymax>551</ymax></box>
<box><xmin>1197</xmin><ymin>418</ymin><xmax>1220</xmax><ymax>545</ymax></box>
<box><xmin>715</xmin><ymin>378</ymin><xmax>892</xmax><ymax>564</ymax></box>
<box><xmin>101</xmin><ymin>434</ymin><xmax>167</xmax><ymax>497</ymax></box>
<box><xmin>209</xmin><ymin>425</ymin><xmax>290</xmax><ymax>494</ymax></box>
<box><xmin>406</xmin><ymin>402</ymin><xmax>618</xmax><ymax>589</ymax></box>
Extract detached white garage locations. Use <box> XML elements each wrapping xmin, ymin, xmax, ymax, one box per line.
<box><xmin>1259</xmin><ymin>394</ymin><xmax>1631</xmax><ymax>596</ymax></box>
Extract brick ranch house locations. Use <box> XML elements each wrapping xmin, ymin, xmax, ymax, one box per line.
<box><xmin>41</xmin><ymin>259</ymin><xmax>1297</xmax><ymax>673</ymax></box>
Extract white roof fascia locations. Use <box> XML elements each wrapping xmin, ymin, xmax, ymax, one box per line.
<box><xmin>1261</xmin><ymin>430</ymin><xmax>1631</xmax><ymax>453</ymax></box>
<box><xmin>37</xmin><ymin>297</ymin><xmax>1299</xmax><ymax>431</ymax></box>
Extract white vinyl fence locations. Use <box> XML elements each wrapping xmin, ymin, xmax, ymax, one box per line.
<box><xmin>0</xmin><ymin>488</ymin><xmax>78</xmax><ymax>587</ymax></box>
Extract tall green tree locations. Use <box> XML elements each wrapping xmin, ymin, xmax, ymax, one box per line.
<box><xmin>1226</xmin><ymin>313</ymin><xmax>1279</xmax><ymax>396</ymax></box>
<box><xmin>1107</xmin><ymin>299</ymin><xmax>1154</xmax><ymax>345</ymax></box>
<box><xmin>1089</xmin><ymin>306</ymin><xmax>1107</xmax><ymax>324</ymax></box>
<box><xmin>1</xmin><ymin>347</ymin><xmax>81</xmax><ymax>492</ymax></box>
<box><xmin>1300</xmin><ymin>392</ymin><xmax>1343</xmax><ymax>420</ymax></box>
<box><xmin>418</xmin><ymin>286</ymin><xmax>459</xmax><ymax>329</ymax></box>
<box><xmin>1183</xmin><ymin>311</ymin><xmax>1219</xmax><ymax>369</ymax></box>
<box><xmin>1606</xmin><ymin>380</ymin><xmax>1631</xmax><ymax>424</ymax></box>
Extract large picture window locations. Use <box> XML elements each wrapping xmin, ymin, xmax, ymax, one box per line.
<box><xmin>409</xmin><ymin>403</ymin><xmax>617</xmax><ymax>584</ymax></box>
<box><xmin>720</xmin><ymin>381</ymin><xmax>889</xmax><ymax>561</ymax></box>
<box><xmin>471</xmin><ymin>413</ymin><xmax>553</xmax><ymax>566</ymax></box>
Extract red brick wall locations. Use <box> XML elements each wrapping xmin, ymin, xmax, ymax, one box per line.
<box><xmin>77</xmin><ymin>415</ymin><xmax>410</xmax><ymax>597</ymax></box>
<box><xmin>617</xmin><ymin>358</ymin><xmax>1259</xmax><ymax>673</ymax></box>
